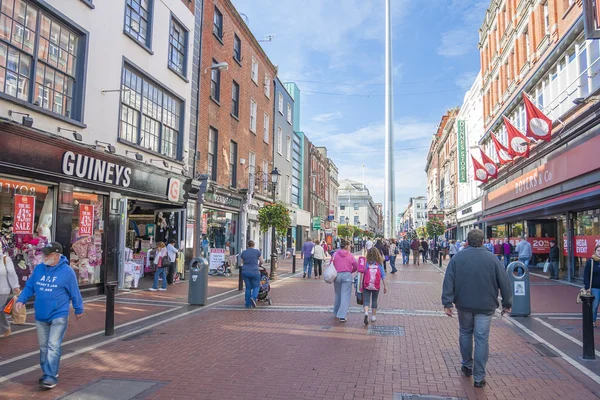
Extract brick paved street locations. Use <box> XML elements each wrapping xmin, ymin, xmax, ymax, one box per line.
<box><xmin>1</xmin><ymin>256</ymin><xmax>599</xmax><ymax>400</ymax></box>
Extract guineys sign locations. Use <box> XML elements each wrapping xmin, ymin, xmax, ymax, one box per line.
<box><xmin>62</xmin><ymin>151</ymin><xmax>132</xmax><ymax>187</ymax></box>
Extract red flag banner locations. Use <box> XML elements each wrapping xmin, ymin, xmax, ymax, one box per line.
<box><xmin>503</xmin><ymin>116</ymin><xmax>530</xmax><ymax>158</ymax></box>
<box><xmin>479</xmin><ymin>148</ymin><xmax>498</xmax><ymax>179</ymax></box>
<box><xmin>490</xmin><ymin>134</ymin><xmax>513</xmax><ymax>164</ymax></box>
<box><xmin>471</xmin><ymin>155</ymin><xmax>489</xmax><ymax>183</ymax></box>
<box><xmin>523</xmin><ymin>93</ymin><xmax>552</xmax><ymax>141</ymax></box>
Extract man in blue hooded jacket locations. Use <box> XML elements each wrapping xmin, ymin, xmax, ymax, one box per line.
<box><xmin>16</xmin><ymin>242</ymin><xmax>84</xmax><ymax>390</ymax></box>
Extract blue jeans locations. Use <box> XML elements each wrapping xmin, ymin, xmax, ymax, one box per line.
<box><xmin>457</xmin><ymin>311</ymin><xmax>493</xmax><ymax>382</ymax></box>
<box><xmin>303</xmin><ymin>257</ymin><xmax>313</xmax><ymax>277</ymax></box>
<box><xmin>518</xmin><ymin>257</ymin><xmax>530</xmax><ymax>268</ymax></box>
<box><xmin>153</xmin><ymin>267</ymin><xmax>167</xmax><ymax>289</ymax></box>
<box><xmin>242</xmin><ymin>271</ymin><xmax>261</xmax><ymax>308</ymax></box>
<box><xmin>402</xmin><ymin>252</ymin><xmax>409</xmax><ymax>264</ymax></box>
<box><xmin>390</xmin><ymin>255</ymin><xmax>397</xmax><ymax>272</ymax></box>
<box><xmin>504</xmin><ymin>255</ymin><xmax>510</xmax><ymax>268</ymax></box>
<box><xmin>591</xmin><ymin>288</ymin><xmax>600</xmax><ymax>323</ymax></box>
<box><xmin>36</xmin><ymin>317</ymin><xmax>69</xmax><ymax>383</ymax></box>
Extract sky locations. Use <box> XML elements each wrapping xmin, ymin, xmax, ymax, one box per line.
<box><xmin>231</xmin><ymin>0</ymin><xmax>489</xmax><ymax>212</ymax></box>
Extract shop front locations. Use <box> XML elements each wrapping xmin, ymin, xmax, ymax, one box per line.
<box><xmin>456</xmin><ymin>200</ymin><xmax>482</xmax><ymax>241</ymax></box>
<box><xmin>0</xmin><ymin>122</ymin><xmax>189</xmax><ymax>295</ymax></box>
<box><xmin>481</xmin><ymin>111</ymin><xmax>600</xmax><ymax>281</ymax></box>
<box><xmin>201</xmin><ymin>190</ymin><xmax>241</xmax><ymax>270</ymax></box>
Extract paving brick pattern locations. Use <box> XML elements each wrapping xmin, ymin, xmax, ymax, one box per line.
<box><xmin>0</xmin><ymin>260</ymin><xmax>598</xmax><ymax>399</ymax></box>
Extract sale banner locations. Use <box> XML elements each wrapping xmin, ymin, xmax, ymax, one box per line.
<box><xmin>562</xmin><ymin>235</ymin><xmax>600</xmax><ymax>258</ymax></box>
<box><xmin>13</xmin><ymin>195</ymin><xmax>35</xmax><ymax>234</ymax></box>
<box><xmin>527</xmin><ymin>237</ymin><xmax>554</xmax><ymax>254</ymax></box>
<box><xmin>79</xmin><ymin>204</ymin><xmax>94</xmax><ymax>237</ymax></box>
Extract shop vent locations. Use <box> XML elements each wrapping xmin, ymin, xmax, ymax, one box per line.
<box><xmin>368</xmin><ymin>326</ymin><xmax>405</xmax><ymax>336</ymax></box>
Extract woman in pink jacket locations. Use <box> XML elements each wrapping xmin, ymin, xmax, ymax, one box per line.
<box><xmin>332</xmin><ymin>239</ymin><xmax>358</xmax><ymax>322</ymax></box>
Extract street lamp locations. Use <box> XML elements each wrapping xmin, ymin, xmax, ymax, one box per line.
<box><xmin>269</xmin><ymin>167</ymin><xmax>281</xmax><ymax>280</ymax></box>
<box><xmin>430</xmin><ymin>205</ymin><xmax>439</xmax><ymax>263</ymax></box>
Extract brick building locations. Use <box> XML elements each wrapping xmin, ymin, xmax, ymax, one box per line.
<box><xmin>308</xmin><ymin>145</ymin><xmax>330</xmax><ymax>241</ymax></box>
<box><xmin>196</xmin><ymin>0</ymin><xmax>277</xmax><ymax>259</ymax></box>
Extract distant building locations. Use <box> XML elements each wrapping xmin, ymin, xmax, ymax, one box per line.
<box><xmin>400</xmin><ymin>197</ymin><xmax>428</xmax><ymax>235</ymax></box>
<box><xmin>338</xmin><ymin>179</ymin><xmax>378</xmax><ymax>235</ymax></box>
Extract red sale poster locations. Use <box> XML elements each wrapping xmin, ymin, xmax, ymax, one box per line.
<box><xmin>13</xmin><ymin>195</ymin><xmax>35</xmax><ymax>234</ymax></box>
<box><xmin>563</xmin><ymin>235</ymin><xmax>600</xmax><ymax>258</ymax></box>
<box><xmin>79</xmin><ymin>204</ymin><xmax>94</xmax><ymax>237</ymax></box>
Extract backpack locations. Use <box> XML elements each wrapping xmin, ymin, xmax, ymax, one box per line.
<box><xmin>364</xmin><ymin>263</ymin><xmax>382</xmax><ymax>291</ymax></box>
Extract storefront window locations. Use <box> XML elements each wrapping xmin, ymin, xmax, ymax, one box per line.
<box><xmin>0</xmin><ymin>176</ymin><xmax>55</xmax><ymax>289</ymax></box>
<box><xmin>202</xmin><ymin>209</ymin><xmax>237</xmax><ymax>270</ymax></box>
<box><xmin>510</xmin><ymin>222</ymin><xmax>524</xmax><ymax>238</ymax></box>
<box><xmin>490</xmin><ymin>224</ymin><xmax>507</xmax><ymax>239</ymax></box>
<box><xmin>70</xmin><ymin>192</ymin><xmax>105</xmax><ymax>286</ymax></box>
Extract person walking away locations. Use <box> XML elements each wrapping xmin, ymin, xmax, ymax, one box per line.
<box><xmin>493</xmin><ymin>239</ymin><xmax>503</xmax><ymax>261</ymax></box>
<box><xmin>1</xmin><ymin>251</ymin><xmax>20</xmax><ymax>337</ymax></box>
<box><xmin>166</xmin><ymin>239</ymin><xmax>180</xmax><ymax>285</ymax></box>
<box><xmin>389</xmin><ymin>239</ymin><xmax>398</xmax><ymax>274</ymax></box>
<box><xmin>332</xmin><ymin>240</ymin><xmax>358</xmax><ymax>323</ymax></box>
<box><xmin>583</xmin><ymin>245</ymin><xmax>600</xmax><ymax>327</ymax></box>
<box><xmin>421</xmin><ymin>238</ymin><xmax>429</xmax><ymax>263</ymax></box>
<box><xmin>410</xmin><ymin>238</ymin><xmax>420</xmax><ymax>265</ymax></box>
<box><xmin>240</xmin><ymin>240</ymin><xmax>263</xmax><ymax>308</ymax></box>
<box><xmin>515</xmin><ymin>237</ymin><xmax>532</xmax><ymax>268</ymax></box>
<box><xmin>381</xmin><ymin>241</ymin><xmax>390</xmax><ymax>272</ymax></box>
<box><xmin>149</xmin><ymin>242</ymin><xmax>168</xmax><ymax>291</ymax></box>
<box><xmin>201</xmin><ymin>236</ymin><xmax>209</xmax><ymax>259</ymax></box>
<box><xmin>365</xmin><ymin>238</ymin><xmax>374</xmax><ymax>252</ymax></box>
<box><xmin>448</xmin><ymin>240</ymin><xmax>458</xmax><ymax>259</ymax></box>
<box><xmin>441</xmin><ymin>229</ymin><xmax>512</xmax><ymax>388</ymax></box>
<box><xmin>441</xmin><ymin>239</ymin><xmax>448</xmax><ymax>260</ymax></box>
<box><xmin>301</xmin><ymin>238</ymin><xmax>315</xmax><ymax>279</ymax></box>
<box><xmin>401</xmin><ymin>238</ymin><xmax>410</xmax><ymax>265</ymax></box>
<box><xmin>313</xmin><ymin>241</ymin><xmax>325</xmax><ymax>279</ymax></box>
<box><xmin>548</xmin><ymin>240</ymin><xmax>560</xmax><ymax>279</ymax></box>
<box><xmin>15</xmin><ymin>242</ymin><xmax>84</xmax><ymax>390</ymax></box>
<box><xmin>362</xmin><ymin>247</ymin><xmax>387</xmax><ymax>325</ymax></box>
<box><xmin>484</xmin><ymin>239</ymin><xmax>494</xmax><ymax>253</ymax></box>
<box><xmin>502</xmin><ymin>238</ymin><xmax>512</xmax><ymax>268</ymax></box>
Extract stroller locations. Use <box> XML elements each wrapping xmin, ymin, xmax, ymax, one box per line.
<box><xmin>257</xmin><ymin>265</ymin><xmax>272</xmax><ymax>305</ymax></box>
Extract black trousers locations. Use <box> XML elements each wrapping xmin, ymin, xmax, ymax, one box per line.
<box><xmin>165</xmin><ymin>260</ymin><xmax>175</xmax><ymax>284</ymax></box>
<box><xmin>313</xmin><ymin>258</ymin><xmax>323</xmax><ymax>277</ymax></box>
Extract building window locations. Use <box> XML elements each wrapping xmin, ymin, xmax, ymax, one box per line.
<box><xmin>251</xmin><ymin>56</ymin><xmax>258</xmax><ymax>83</ymax></box>
<box><xmin>168</xmin><ymin>17</ymin><xmax>187</xmax><ymax>77</ymax></box>
<box><xmin>340</xmin><ymin>203</ymin><xmax>345</xmax><ymax>210</ymax></box>
<box><xmin>213</xmin><ymin>6</ymin><xmax>222</xmax><ymax>40</ymax></box>
<box><xmin>287</xmin><ymin>103</ymin><xmax>292</xmax><ymax>124</ymax></box>
<box><xmin>229</xmin><ymin>140</ymin><xmax>237</xmax><ymax>187</ymax></box>
<box><xmin>233</xmin><ymin>34</ymin><xmax>241</xmax><ymax>62</ymax></box>
<box><xmin>278</xmin><ymin>92</ymin><xmax>283</xmax><ymax>114</ymax></box>
<box><xmin>208</xmin><ymin>127</ymin><xmax>218</xmax><ymax>180</ymax></box>
<box><xmin>286</xmin><ymin>135</ymin><xmax>291</xmax><ymax>161</ymax></box>
<box><xmin>354</xmin><ymin>216</ymin><xmax>359</xmax><ymax>225</ymax></box>
<box><xmin>264</xmin><ymin>75</ymin><xmax>270</xmax><ymax>98</ymax></box>
<box><xmin>231</xmin><ymin>80</ymin><xmax>239</xmax><ymax>117</ymax></box>
<box><xmin>543</xmin><ymin>2</ymin><xmax>549</xmax><ymax>35</ymax></box>
<box><xmin>339</xmin><ymin>216</ymin><xmax>345</xmax><ymax>224</ymax></box>
<box><xmin>124</xmin><ymin>0</ymin><xmax>152</xmax><ymax>48</ymax></box>
<box><xmin>250</xmin><ymin>98</ymin><xmax>257</xmax><ymax>133</ymax></box>
<box><xmin>262</xmin><ymin>159</ymin><xmax>268</xmax><ymax>190</ymax></box>
<box><xmin>263</xmin><ymin>112</ymin><xmax>269</xmax><ymax>143</ymax></box>
<box><xmin>0</xmin><ymin>2</ymin><xmax>85</xmax><ymax>120</ymax></box>
<box><xmin>354</xmin><ymin>203</ymin><xmax>359</xmax><ymax>210</ymax></box>
<box><xmin>524</xmin><ymin>27</ymin><xmax>530</xmax><ymax>60</ymax></box>
<box><xmin>277</xmin><ymin>126</ymin><xmax>282</xmax><ymax>154</ymax></box>
<box><xmin>210</xmin><ymin>58</ymin><xmax>220</xmax><ymax>101</ymax></box>
<box><xmin>249</xmin><ymin>151</ymin><xmax>255</xmax><ymax>180</ymax></box>
<box><xmin>119</xmin><ymin>65</ymin><xmax>182</xmax><ymax>159</ymax></box>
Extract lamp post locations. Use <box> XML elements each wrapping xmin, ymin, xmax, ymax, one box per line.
<box><xmin>431</xmin><ymin>205</ymin><xmax>438</xmax><ymax>264</ymax></box>
<box><xmin>269</xmin><ymin>167</ymin><xmax>281</xmax><ymax>280</ymax></box>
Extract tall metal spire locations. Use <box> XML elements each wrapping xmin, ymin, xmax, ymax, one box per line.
<box><xmin>384</xmin><ymin>0</ymin><xmax>395</xmax><ymax>238</ymax></box>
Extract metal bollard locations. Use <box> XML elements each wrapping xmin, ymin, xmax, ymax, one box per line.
<box><xmin>439</xmin><ymin>254</ymin><xmax>442</xmax><ymax>269</ymax></box>
<box><xmin>105</xmin><ymin>283</ymin><xmax>117</xmax><ymax>336</ymax></box>
<box><xmin>581</xmin><ymin>293</ymin><xmax>596</xmax><ymax>359</ymax></box>
<box><xmin>292</xmin><ymin>254</ymin><xmax>296</xmax><ymax>273</ymax></box>
<box><xmin>238</xmin><ymin>265</ymin><xmax>243</xmax><ymax>291</ymax></box>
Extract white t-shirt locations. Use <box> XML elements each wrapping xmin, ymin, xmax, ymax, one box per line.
<box><xmin>365</xmin><ymin>240</ymin><xmax>374</xmax><ymax>250</ymax></box>
<box><xmin>313</xmin><ymin>245</ymin><xmax>325</xmax><ymax>260</ymax></box>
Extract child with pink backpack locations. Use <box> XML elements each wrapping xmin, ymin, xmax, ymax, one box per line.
<box><xmin>362</xmin><ymin>247</ymin><xmax>388</xmax><ymax>325</ymax></box>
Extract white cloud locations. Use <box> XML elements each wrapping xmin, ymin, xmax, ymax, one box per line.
<box><xmin>455</xmin><ymin>70</ymin><xmax>479</xmax><ymax>91</ymax></box>
<box><xmin>313</xmin><ymin>112</ymin><xmax>343</xmax><ymax>123</ymax></box>
<box><xmin>437</xmin><ymin>0</ymin><xmax>488</xmax><ymax>58</ymax></box>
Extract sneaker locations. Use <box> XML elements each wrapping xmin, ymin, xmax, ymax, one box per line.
<box><xmin>158</xmin><ymin>288</ymin><xmax>167</xmax><ymax>291</ymax></box>
<box><xmin>303</xmin><ymin>273</ymin><xmax>306</xmax><ymax>278</ymax></box>
<box><xmin>461</xmin><ymin>366</ymin><xmax>473</xmax><ymax>377</ymax></box>
<box><xmin>250</xmin><ymin>298</ymin><xmax>257</xmax><ymax>308</ymax></box>
<box><xmin>371</xmin><ymin>316</ymin><xmax>376</xmax><ymax>322</ymax></box>
<box><xmin>364</xmin><ymin>315</ymin><xmax>369</xmax><ymax>325</ymax></box>
<box><xmin>40</xmin><ymin>379</ymin><xmax>56</xmax><ymax>389</ymax></box>
<box><xmin>2</xmin><ymin>329</ymin><xmax>10</xmax><ymax>337</ymax></box>
<box><xmin>339</xmin><ymin>318</ymin><xmax>347</xmax><ymax>323</ymax></box>
<box><xmin>149</xmin><ymin>288</ymin><xmax>157</xmax><ymax>291</ymax></box>
<box><xmin>474</xmin><ymin>379</ymin><xmax>486</xmax><ymax>388</ymax></box>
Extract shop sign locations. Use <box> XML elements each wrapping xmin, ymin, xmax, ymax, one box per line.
<box><xmin>562</xmin><ymin>235</ymin><xmax>600</xmax><ymax>257</ymax></box>
<box><xmin>461</xmin><ymin>207</ymin><xmax>472</xmax><ymax>216</ymax></box>
<box><xmin>186</xmin><ymin>223</ymin><xmax>194</xmax><ymax>248</ymax></box>
<box><xmin>61</xmin><ymin>151</ymin><xmax>132</xmax><ymax>187</ymax></box>
<box><xmin>209</xmin><ymin>248</ymin><xmax>226</xmax><ymax>270</ymax></box>
<box><xmin>205</xmin><ymin>192</ymin><xmax>242</xmax><ymax>208</ymax></box>
<box><xmin>312</xmin><ymin>217</ymin><xmax>321</xmax><ymax>230</ymax></box>
<box><xmin>485</xmin><ymin>134</ymin><xmax>600</xmax><ymax>210</ymax></box>
<box><xmin>428</xmin><ymin>212</ymin><xmax>444</xmax><ymax>220</ymax></box>
<box><xmin>0</xmin><ymin>178</ymin><xmax>41</xmax><ymax>196</ymax></box>
<box><xmin>13</xmin><ymin>195</ymin><xmax>35</xmax><ymax>234</ymax></box>
<box><xmin>79</xmin><ymin>204</ymin><xmax>94</xmax><ymax>237</ymax></box>
<box><xmin>201</xmin><ymin>213</ymin><xmax>207</xmax><ymax>235</ymax></box>
<box><xmin>167</xmin><ymin>178</ymin><xmax>181</xmax><ymax>202</ymax></box>
<box><xmin>457</xmin><ymin>120</ymin><xmax>467</xmax><ymax>183</ymax></box>
<box><xmin>489</xmin><ymin>237</ymin><xmax>554</xmax><ymax>254</ymax></box>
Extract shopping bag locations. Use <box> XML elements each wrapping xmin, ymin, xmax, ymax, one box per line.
<box><xmin>356</xmin><ymin>291</ymin><xmax>364</xmax><ymax>305</ymax></box>
<box><xmin>543</xmin><ymin>260</ymin><xmax>550</xmax><ymax>273</ymax></box>
<box><xmin>11</xmin><ymin>300</ymin><xmax>26</xmax><ymax>324</ymax></box>
<box><xmin>3</xmin><ymin>296</ymin><xmax>15</xmax><ymax>315</ymax></box>
<box><xmin>323</xmin><ymin>263</ymin><xmax>337</xmax><ymax>284</ymax></box>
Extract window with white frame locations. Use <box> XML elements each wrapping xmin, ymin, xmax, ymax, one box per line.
<box><xmin>524</xmin><ymin>27</ymin><xmax>530</xmax><ymax>60</ymax></box>
<box><xmin>208</xmin><ymin>127</ymin><xmax>218</xmax><ymax>180</ymax></box>
<box><xmin>287</xmin><ymin>103</ymin><xmax>292</xmax><ymax>124</ymax></box>
<box><xmin>277</xmin><ymin>126</ymin><xmax>282</xmax><ymax>154</ymax></box>
<box><xmin>278</xmin><ymin>92</ymin><xmax>283</xmax><ymax>114</ymax></box>
<box><xmin>543</xmin><ymin>2</ymin><xmax>549</xmax><ymax>35</ymax></box>
<box><xmin>250</xmin><ymin>98</ymin><xmax>257</xmax><ymax>133</ymax></box>
<box><xmin>286</xmin><ymin>135</ymin><xmax>291</xmax><ymax>160</ymax></box>
<box><xmin>262</xmin><ymin>159</ymin><xmax>268</xmax><ymax>190</ymax></box>
<box><xmin>263</xmin><ymin>112</ymin><xmax>269</xmax><ymax>142</ymax></box>
<box><xmin>251</xmin><ymin>56</ymin><xmax>258</xmax><ymax>84</ymax></box>
<box><xmin>249</xmin><ymin>151</ymin><xmax>255</xmax><ymax>178</ymax></box>
<box><xmin>264</xmin><ymin>75</ymin><xmax>270</xmax><ymax>98</ymax></box>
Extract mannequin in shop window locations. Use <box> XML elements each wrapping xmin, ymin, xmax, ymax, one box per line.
<box><xmin>156</xmin><ymin>213</ymin><xmax>168</xmax><ymax>243</ymax></box>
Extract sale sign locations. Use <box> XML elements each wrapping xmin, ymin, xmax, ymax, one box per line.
<box><xmin>528</xmin><ymin>237</ymin><xmax>554</xmax><ymax>254</ymax></box>
<box><xmin>563</xmin><ymin>235</ymin><xmax>600</xmax><ymax>258</ymax></box>
<box><xmin>79</xmin><ymin>204</ymin><xmax>94</xmax><ymax>237</ymax></box>
<box><xmin>13</xmin><ymin>195</ymin><xmax>35</xmax><ymax>234</ymax></box>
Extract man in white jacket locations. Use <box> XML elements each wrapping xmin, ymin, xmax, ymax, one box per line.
<box><xmin>313</xmin><ymin>242</ymin><xmax>326</xmax><ymax>279</ymax></box>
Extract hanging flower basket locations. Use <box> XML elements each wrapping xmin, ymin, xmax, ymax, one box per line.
<box><xmin>258</xmin><ymin>202</ymin><xmax>292</xmax><ymax>235</ymax></box>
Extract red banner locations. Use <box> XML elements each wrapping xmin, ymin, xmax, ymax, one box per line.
<box><xmin>13</xmin><ymin>195</ymin><xmax>35</xmax><ymax>234</ymax></box>
<box><xmin>563</xmin><ymin>235</ymin><xmax>600</xmax><ymax>257</ymax></box>
<box><xmin>79</xmin><ymin>204</ymin><xmax>94</xmax><ymax>237</ymax></box>
<box><xmin>489</xmin><ymin>237</ymin><xmax>554</xmax><ymax>254</ymax></box>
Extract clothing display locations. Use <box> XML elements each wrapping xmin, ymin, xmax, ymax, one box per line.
<box><xmin>70</xmin><ymin>229</ymin><xmax>103</xmax><ymax>285</ymax></box>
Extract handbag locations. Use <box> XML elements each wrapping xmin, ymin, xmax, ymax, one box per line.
<box><xmin>543</xmin><ymin>260</ymin><xmax>550</xmax><ymax>273</ymax></box>
<box><xmin>577</xmin><ymin>259</ymin><xmax>596</xmax><ymax>304</ymax></box>
<box><xmin>3</xmin><ymin>296</ymin><xmax>15</xmax><ymax>315</ymax></box>
<box><xmin>323</xmin><ymin>253</ymin><xmax>337</xmax><ymax>284</ymax></box>
<box><xmin>384</xmin><ymin>255</ymin><xmax>389</xmax><ymax>261</ymax></box>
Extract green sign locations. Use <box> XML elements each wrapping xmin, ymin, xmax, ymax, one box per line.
<box><xmin>312</xmin><ymin>217</ymin><xmax>321</xmax><ymax>230</ymax></box>
<box><xmin>457</xmin><ymin>120</ymin><xmax>467</xmax><ymax>183</ymax></box>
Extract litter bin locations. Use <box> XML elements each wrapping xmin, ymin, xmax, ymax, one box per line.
<box><xmin>506</xmin><ymin>261</ymin><xmax>530</xmax><ymax>317</ymax></box>
<box><xmin>188</xmin><ymin>257</ymin><xmax>209</xmax><ymax>306</ymax></box>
